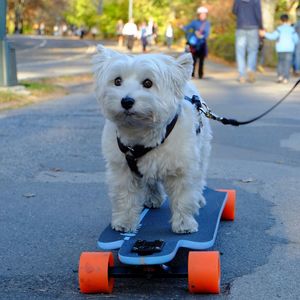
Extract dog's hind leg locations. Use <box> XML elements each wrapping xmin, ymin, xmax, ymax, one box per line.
<box><xmin>144</xmin><ymin>180</ymin><xmax>165</xmax><ymax>208</ymax></box>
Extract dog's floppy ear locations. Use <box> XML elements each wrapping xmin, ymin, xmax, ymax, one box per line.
<box><xmin>176</xmin><ymin>53</ymin><xmax>194</xmax><ymax>81</ymax></box>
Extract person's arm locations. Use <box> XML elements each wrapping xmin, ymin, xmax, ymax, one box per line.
<box><xmin>232</xmin><ymin>0</ymin><xmax>238</xmax><ymax>15</ymax></box>
<box><xmin>122</xmin><ymin>24</ymin><xmax>127</xmax><ymax>35</ymax></box>
<box><xmin>182</xmin><ymin>21</ymin><xmax>195</xmax><ymax>32</ymax></box>
<box><xmin>134</xmin><ymin>24</ymin><xmax>138</xmax><ymax>37</ymax></box>
<box><xmin>264</xmin><ymin>30</ymin><xmax>280</xmax><ymax>41</ymax></box>
<box><xmin>204</xmin><ymin>21</ymin><xmax>210</xmax><ymax>39</ymax></box>
<box><xmin>255</xmin><ymin>0</ymin><xmax>263</xmax><ymax>29</ymax></box>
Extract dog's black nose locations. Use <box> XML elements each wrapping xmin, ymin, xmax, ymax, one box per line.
<box><xmin>121</xmin><ymin>97</ymin><xmax>135</xmax><ymax>110</ymax></box>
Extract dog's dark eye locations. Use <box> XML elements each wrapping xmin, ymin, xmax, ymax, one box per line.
<box><xmin>114</xmin><ymin>77</ymin><xmax>122</xmax><ymax>86</ymax></box>
<box><xmin>142</xmin><ymin>79</ymin><xmax>153</xmax><ymax>88</ymax></box>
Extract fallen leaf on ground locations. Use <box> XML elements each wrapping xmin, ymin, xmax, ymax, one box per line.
<box><xmin>50</xmin><ymin>168</ymin><xmax>62</xmax><ymax>172</ymax></box>
<box><xmin>23</xmin><ymin>193</ymin><xmax>36</xmax><ymax>198</ymax></box>
<box><xmin>239</xmin><ymin>178</ymin><xmax>255</xmax><ymax>183</ymax></box>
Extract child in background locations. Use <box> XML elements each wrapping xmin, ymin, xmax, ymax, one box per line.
<box><xmin>294</xmin><ymin>6</ymin><xmax>300</xmax><ymax>76</ymax></box>
<box><xmin>139</xmin><ymin>22</ymin><xmax>148</xmax><ymax>52</ymax></box>
<box><xmin>260</xmin><ymin>14</ymin><xmax>299</xmax><ymax>83</ymax></box>
<box><xmin>165</xmin><ymin>23</ymin><xmax>173</xmax><ymax>49</ymax></box>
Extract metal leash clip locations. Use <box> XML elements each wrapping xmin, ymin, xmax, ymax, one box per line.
<box><xmin>199</xmin><ymin>102</ymin><xmax>224</xmax><ymax>122</ymax></box>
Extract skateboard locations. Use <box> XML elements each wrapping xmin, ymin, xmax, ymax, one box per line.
<box><xmin>78</xmin><ymin>188</ymin><xmax>236</xmax><ymax>294</ymax></box>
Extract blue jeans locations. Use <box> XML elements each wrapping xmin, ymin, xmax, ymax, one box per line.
<box><xmin>294</xmin><ymin>42</ymin><xmax>300</xmax><ymax>72</ymax></box>
<box><xmin>278</xmin><ymin>52</ymin><xmax>293</xmax><ymax>79</ymax></box>
<box><xmin>235</xmin><ymin>29</ymin><xmax>259</xmax><ymax>77</ymax></box>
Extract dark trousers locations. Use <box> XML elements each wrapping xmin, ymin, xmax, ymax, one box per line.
<box><xmin>141</xmin><ymin>37</ymin><xmax>147</xmax><ymax>52</ymax></box>
<box><xmin>191</xmin><ymin>44</ymin><xmax>206</xmax><ymax>79</ymax></box>
<box><xmin>277</xmin><ymin>52</ymin><xmax>293</xmax><ymax>79</ymax></box>
<box><xmin>126</xmin><ymin>35</ymin><xmax>134</xmax><ymax>51</ymax></box>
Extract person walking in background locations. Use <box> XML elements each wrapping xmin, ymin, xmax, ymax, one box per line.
<box><xmin>182</xmin><ymin>6</ymin><xmax>210</xmax><ymax>79</ymax></box>
<box><xmin>139</xmin><ymin>22</ymin><xmax>148</xmax><ymax>52</ymax></box>
<box><xmin>260</xmin><ymin>14</ymin><xmax>299</xmax><ymax>84</ymax></box>
<box><xmin>232</xmin><ymin>0</ymin><xmax>263</xmax><ymax>83</ymax></box>
<box><xmin>165</xmin><ymin>23</ymin><xmax>173</xmax><ymax>49</ymax></box>
<box><xmin>152</xmin><ymin>22</ymin><xmax>159</xmax><ymax>44</ymax></box>
<box><xmin>146</xmin><ymin>18</ymin><xmax>154</xmax><ymax>46</ymax></box>
<box><xmin>294</xmin><ymin>6</ymin><xmax>300</xmax><ymax>76</ymax></box>
<box><xmin>116</xmin><ymin>20</ymin><xmax>124</xmax><ymax>47</ymax></box>
<box><xmin>39</xmin><ymin>22</ymin><xmax>45</xmax><ymax>35</ymax></box>
<box><xmin>123</xmin><ymin>19</ymin><xmax>138</xmax><ymax>51</ymax></box>
<box><xmin>91</xmin><ymin>26</ymin><xmax>99</xmax><ymax>40</ymax></box>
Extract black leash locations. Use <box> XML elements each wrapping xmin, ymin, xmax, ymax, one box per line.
<box><xmin>186</xmin><ymin>78</ymin><xmax>300</xmax><ymax>126</ymax></box>
<box><xmin>118</xmin><ymin>79</ymin><xmax>299</xmax><ymax>177</ymax></box>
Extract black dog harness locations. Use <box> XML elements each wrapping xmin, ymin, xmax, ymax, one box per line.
<box><xmin>117</xmin><ymin>96</ymin><xmax>205</xmax><ymax>178</ymax></box>
<box><xmin>117</xmin><ymin>113</ymin><xmax>179</xmax><ymax>178</ymax></box>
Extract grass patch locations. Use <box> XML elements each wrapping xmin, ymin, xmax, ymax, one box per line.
<box><xmin>0</xmin><ymin>91</ymin><xmax>19</xmax><ymax>103</ymax></box>
<box><xmin>208</xmin><ymin>33</ymin><xmax>236</xmax><ymax>62</ymax></box>
<box><xmin>21</xmin><ymin>81</ymin><xmax>58</xmax><ymax>93</ymax></box>
<box><xmin>0</xmin><ymin>73</ymin><xmax>93</xmax><ymax>112</ymax></box>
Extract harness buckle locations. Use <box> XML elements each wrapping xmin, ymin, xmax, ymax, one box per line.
<box><xmin>127</xmin><ymin>146</ymin><xmax>135</xmax><ymax>153</ymax></box>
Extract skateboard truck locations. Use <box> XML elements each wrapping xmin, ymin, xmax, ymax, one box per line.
<box><xmin>131</xmin><ymin>239</ymin><xmax>165</xmax><ymax>255</ymax></box>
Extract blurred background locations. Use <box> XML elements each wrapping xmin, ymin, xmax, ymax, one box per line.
<box><xmin>1</xmin><ymin>2</ymin><xmax>300</xmax><ymax>299</ymax></box>
<box><xmin>4</xmin><ymin>0</ymin><xmax>300</xmax><ymax>66</ymax></box>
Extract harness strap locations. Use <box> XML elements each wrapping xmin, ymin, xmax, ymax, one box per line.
<box><xmin>117</xmin><ymin>113</ymin><xmax>178</xmax><ymax>177</ymax></box>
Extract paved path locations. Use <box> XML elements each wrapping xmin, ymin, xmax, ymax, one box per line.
<box><xmin>0</xmin><ymin>45</ymin><xmax>300</xmax><ymax>299</ymax></box>
<box><xmin>8</xmin><ymin>35</ymin><xmax>98</xmax><ymax>80</ymax></box>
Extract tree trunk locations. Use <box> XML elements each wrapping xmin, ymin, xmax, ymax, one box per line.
<box><xmin>261</xmin><ymin>0</ymin><xmax>279</xmax><ymax>67</ymax></box>
<box><xmin>286</xmin><ymin>0</ymin><xmax>299</xmax><ymax>23</ymax></box>
<box><xmin>261</xmin><ymin>0</ymin><xmax>278</xmax><ymax>31</ymax></box>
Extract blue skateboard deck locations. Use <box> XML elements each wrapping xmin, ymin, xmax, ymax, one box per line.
<box><xmin>98</xmin><ymin>188</ymin><xmax>227</xmax><ymax>265</ymax></box>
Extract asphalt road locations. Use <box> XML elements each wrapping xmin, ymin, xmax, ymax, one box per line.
<box><xmin>0</xmin><ymin>42</ymin><xmax>300</xmax><ymax>299</ymax></box>
<box><xmin>8</xmin><ymin>35</ymin><xmax>99</xmax><ymax>80</ymax></box>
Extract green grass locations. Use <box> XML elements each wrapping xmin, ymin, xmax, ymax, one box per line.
<box><xmin>0</xmin><ymin>73</ymin><xmax>94</xmax><ymax>111</ymax></box>
<box><xmin>0</xmin><ymin>79</ymin><xmax>66</xmax><ymax>110</ymax></box>
<box><xmin>208</xmin><ymin>33</ymin><xmax>236</xmax><ymax>62</ymax></box>
<box><xmin>21</xmin><ymin>81</ymin><xmax>58</xmax><ymax>93</ymax></box>
<box><xmin>0</xmin><ymin>80</ymin><xmax>61</xmax><ymax>105</ymax></box>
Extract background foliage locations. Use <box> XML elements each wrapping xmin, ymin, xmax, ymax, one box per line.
<box><xmin>6</xmin><ymin>0</ymin><xmax>300</xmax><ymax>64</ymax></box>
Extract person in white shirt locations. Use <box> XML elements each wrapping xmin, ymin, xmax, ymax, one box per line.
<box><xmin>165</xmin><ymin>23</ymin><xmax>173</xmax><ymax>48</ymax></box>
<box><xmin>123</xmin><ymin>19</ymin><xmax>138</xmax><ymax>51</ymax></box>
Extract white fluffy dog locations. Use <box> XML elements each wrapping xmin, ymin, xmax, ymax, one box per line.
<box><xmin>93</xmin><ymin>45</ymin><xmax>212</xmax><ymax>234</ymax></box>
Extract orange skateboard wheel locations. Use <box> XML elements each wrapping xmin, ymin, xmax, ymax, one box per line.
<box><xmin>218</xmin><ymin>189</ymin><xmax>236</xmax><ymax>221</ymax></box>
<box><xmin>188</xmin><ymin>251</ymin><xmax>220</xmax><ymax>294</ymax></box>
<box><xmin>78</xmin><ymin>252</ymin><xmax>114</xmax><ymax>293</ymax></box>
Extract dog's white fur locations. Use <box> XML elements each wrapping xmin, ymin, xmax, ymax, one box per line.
<box><xmin>93</xmin><ymin>45</ymin><xmax>212</xmax><ymax>233</ymax></box>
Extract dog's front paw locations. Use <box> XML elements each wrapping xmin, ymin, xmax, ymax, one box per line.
<box><xmin>171</xmin><ymin>214</ymin><xmax>198</xmax><ymax>234</ymax></box>
<box><xmin>111</xmin><ymin>222</ymin><xmax>137</xmax><ymax>233</ymax></box>
<box><xmin>144</xmin><ymin>196</ymin><xmax>164</xmax><ymax>208</ymax></box>
<box><xmin>111</xmin><ymin>215</ymin><xmax>139</xmax><ymax>233</ymax></box>
<box><xmin>199</xmin><ymin>194</ymin><xmax>206</xmax><ymax>208</ymax></box>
